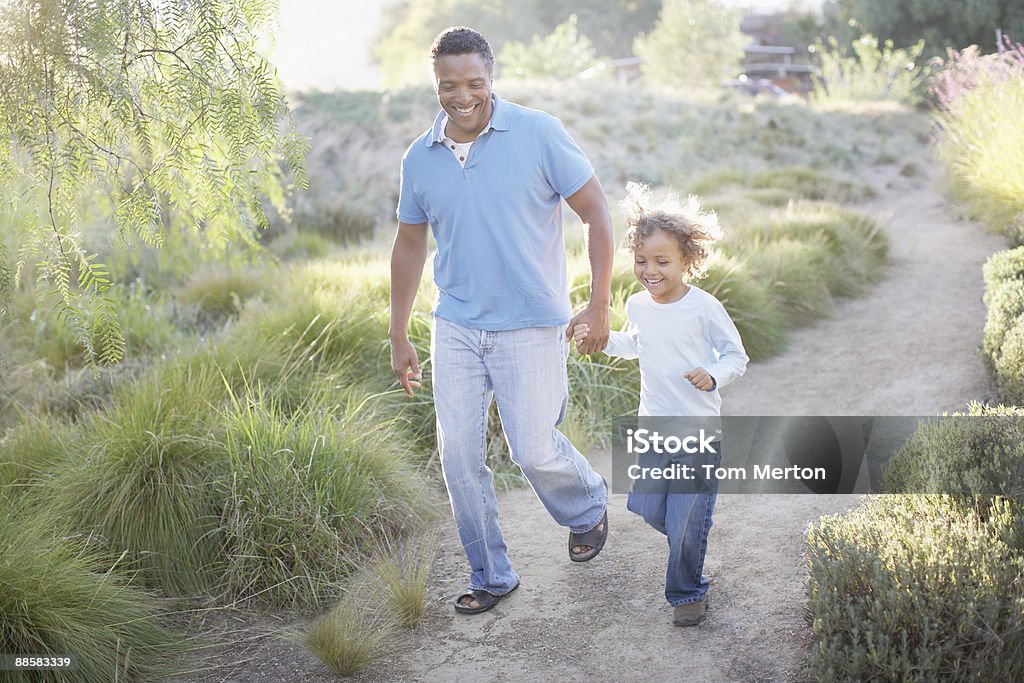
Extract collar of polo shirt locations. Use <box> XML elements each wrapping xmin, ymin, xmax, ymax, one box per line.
<box><xmin>427</xmin><ymin>93</ymin><xmax>510</xmax><ymax>148</ymax></box>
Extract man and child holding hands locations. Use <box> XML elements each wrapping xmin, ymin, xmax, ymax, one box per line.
<box><xmin>389</xmin><ymin>26</ymin><xmax>748</xmax><ymax>627</ymax></box>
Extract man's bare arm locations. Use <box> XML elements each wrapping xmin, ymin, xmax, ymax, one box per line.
<box><xmin>389</xmin><ymin>221</ymin><xmax>429</xmax><ymax>396</ymax></box>
<box><xmin>565</xmin><ymin>175</ymin><xmax>613</xmax><ymax>355</ymax></box>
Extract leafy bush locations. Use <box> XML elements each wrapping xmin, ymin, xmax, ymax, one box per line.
<box><xmin>823</xmin><ymin>0</ymin><xmax>1024</xmax><ymax>62</ymax></box>
<box><xmin>806</xmin><ymin>494</ymin><xmax>1024</xmax><ymax>682</ymax></box>
<box><xmin>882</xmin><ymin>414</ymin><xmax>1024</xmax><ymax>498</ymax></box>
<box><xmin>812</xmin><ymin>34</ymin><xmax>929</xmax><ymax>107</ymax></box>
<box><xmin>499</xmin><ymin>15</ymin><xmax>597</xmax><ymax>78</ymax></box>
<box><xmin>994</xmin><ymin>319</ymin><xmax>1024</xmax><ymax>405</ymax></box>
<box><xmin>981</xmin><ymin>247</ymin><xmax>1024</xmax><ymax>402</ymax></box>
<box><xmin>633</xmin><ymin>0</ymin><xmax>746</xmax><ymax>87</ymax></box>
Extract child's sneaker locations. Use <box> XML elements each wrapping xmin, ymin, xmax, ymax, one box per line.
<box><xmin>672</xmin><ymin>598</ymin><xmax>707</xmax><ymax>626</ymax></box>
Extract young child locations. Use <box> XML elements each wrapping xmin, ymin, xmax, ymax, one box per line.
<box><xmin>574</xmin><ymin>182</ymin><xmax>748</xmax><ymax>626</ymax></box>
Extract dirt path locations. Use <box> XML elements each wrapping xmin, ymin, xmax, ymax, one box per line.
<box><xmin>343</xmin><ymin>166</ymin><xmax>1004</xmax><ymax>683</ymax></box>
<box><xmin>183</xmin><ymin>166</ymin><xmax>1005</xmax><ymax>682</ymax></box>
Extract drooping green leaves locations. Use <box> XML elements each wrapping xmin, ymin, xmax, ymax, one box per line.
<box><xmin>0</xmin><ymin>0</ymin><xmax>307</xmax><ymax>368</ymax></box>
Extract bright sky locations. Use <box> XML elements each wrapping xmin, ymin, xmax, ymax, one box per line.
<box><xmin>267</xmin><ymin>0</ymin><xmax>385</xmax><ymax>91</ymax></box>
<box><xmin>267</xmin><ymin>0</ymin><xmax>823</xmax><ymax>92</ymax></box>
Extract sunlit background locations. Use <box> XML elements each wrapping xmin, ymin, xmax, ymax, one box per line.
<box><xmin>269</xmin><ymin>0</ymin><xmax>825</xmax><ymax>91</ymax></box>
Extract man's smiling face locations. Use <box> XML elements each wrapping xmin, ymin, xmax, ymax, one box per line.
<box><xmin>434</xmin><ymin>52</ymin><xmax>493</xmax><ymax>143</ymax></box>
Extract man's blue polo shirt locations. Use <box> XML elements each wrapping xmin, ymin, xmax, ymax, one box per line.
<box><xmin>397</xmin><ymin>94</ymin><xmax>594</xmax><ymax>331</ymax></box>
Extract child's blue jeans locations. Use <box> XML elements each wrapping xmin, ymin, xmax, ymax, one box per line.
<box><xmin>627</xmin><ymin>450</ymin><xmax>719</xmax><ymax>606</ymax></box>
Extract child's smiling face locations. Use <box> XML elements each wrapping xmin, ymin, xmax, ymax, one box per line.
<box><xmin>632</xmin><ymin>229</ymin><xmax>690</xmax><ymax>304</ymax></box>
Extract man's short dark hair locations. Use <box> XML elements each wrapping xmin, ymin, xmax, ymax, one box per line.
<box><xmin>430</xmin><ymin>26</ymin><xmax>495</xmax><ymax>74</ymax></box>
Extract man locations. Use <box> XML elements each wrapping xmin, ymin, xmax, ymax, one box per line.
<box><xmin>389</xmin><ymin>26</ymin><xmax>612</xmax><ymax>615</ymax></box>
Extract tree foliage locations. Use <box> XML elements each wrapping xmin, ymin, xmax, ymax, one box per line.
<box><xmin>811</xmin><ymin>34</ymin><xmax>929</xmax><ymax>106</ymax></box>
<box><xmin>822</xmin><ymin>0</ymin><xmax>1024</xmax><ymax>55</ymax></box>
<box><xmin>373</xmin><ymin>0</ymin><xmax>660</xmax><ymax>88</ymax></box>
<box><xmin>499</xmin><ymin>15</ymin><xmax>597</xmax><ymax>79</ymax></box>
<box><xmin>633</xmin><ymin>0</ymin><xmax>746</xmax><ymax>87</ymax></box>
<box><xmin>0</xmin><ymin>0</ymin><xmax>307</xmax><ymax>367</ymax></box>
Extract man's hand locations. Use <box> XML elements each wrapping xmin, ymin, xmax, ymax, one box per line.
<box><xmin>390</xmin><ymin>337</ymin><xmax>422</xmax><ymax>397</ymax></box>
<box><xmin>684</xmin><ymin>367</ymin><xmax>715</xmax><ymax>392</ymax></box>
<box><xmin>566</xmin><ymin>304</ymin><xmax>609</xmax><ymax>355</ymax></box>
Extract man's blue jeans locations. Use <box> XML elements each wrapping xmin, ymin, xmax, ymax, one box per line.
<box><xmin>627</xmin><ymin>451</ymin><xmax>719</xmax><ymax>606</ymax></box>
<box><xmin>431</xmin><ymin>317</ymin><xmax>607</xmax><ymax>595</ymax></box>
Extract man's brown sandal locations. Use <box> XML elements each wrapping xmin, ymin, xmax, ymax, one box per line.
<box><xmin>569</xmin><ymin>509</ymin><xmax>608</xmax><ymax>562</ymax></box>
<box><xmin>454</xmin><ymin>581</ymin><xmax>519</xmax><ymax>615</ymax></box>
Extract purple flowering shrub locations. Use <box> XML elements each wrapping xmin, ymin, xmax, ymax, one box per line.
<box><xmin>930</xmin><ymin>35</ymin><xmax>1024</xmax><ymax>110</ymax></box>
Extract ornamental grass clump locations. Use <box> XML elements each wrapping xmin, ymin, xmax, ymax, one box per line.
<box><xmin>216</xmin><ymin>385</ymin><xmax>430</xmax><ymax>609</ymax></box>
<box><xmin>806</xmin><ymin>494</ymin><xmax>1024</xmax><ymax>682</ymax></box>
<box><xmin>45</xmin><ymin>363</ymin><xmax>227</xmax><ymax>598</ymax></box>
<box><xmin>932</xmin><ymin>37</ymin><xmax>1024</xmax><ymax>244</ymax></box>
<box><xmin>302</xmin><ymin>595</ymin><xmax>399</xmax><ymax>677</ymax></box>
<box><xmin>0</xmin><ymin>415</ymin><xmax>74</xmax><ymax>494</ymax></box>
<box><xmin>0</xmin><ymin>499</ymin><xmax>180</xmax><ymax>682</ymax></box>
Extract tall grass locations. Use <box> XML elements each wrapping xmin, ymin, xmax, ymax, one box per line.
<box><xmin>935</xmin><ymin>74</ymin><xmax>1024</xmax><ymax>244</ymax></box>
<box><xmin>217</xmin><ymin>385</ymin><xmax>431</xmax><ymax>609</ymax></box>
<box><xmin>45</xmin><ymin>364</ymin><xmax>227</xmax><ymax>597</ymax></box>
<box><xmin>177</xmin><ymin>266</ymin><xmax>270</xmax><ymax>322</ymax></box>
<box><xmin>0</xmin><ymin>415</ymin><xmax>74</xmax><ymax>494</ymax></box>
<box><xmin>302</xmin><ymin>596</ymin><xmax>399</xmax><ymax>677</ymax></box>
<box><xmin>0</xmin><ymin>499</ymin><xmax>179</xmax><ymax>682</ymax></box>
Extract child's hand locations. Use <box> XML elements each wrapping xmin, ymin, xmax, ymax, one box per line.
<box><xmin>684</xmin><ymin>368</ymin><xmax>715</xmax><ymax>391</ymax></box>
<box><xmin>572</xmin><ymin>323</ymin><xmax>591</xmax><ymax>353</ymax></box>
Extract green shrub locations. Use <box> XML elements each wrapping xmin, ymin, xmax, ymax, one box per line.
<box><xmin>0</xmin><ymin>499</ymin><xmax>180</xmax><ymax>682</ymax></box>
<box><xmin>882</xmin><ymin>414</ymin><xmax>1024</xmax><ymax>499</ymax></box>
<box><xmin>811</xmin><ymin>34</ymin><xmax>928</xmax><ymax>107</ymax></box>
<box><xmin>178</xmin><ymin>266</ymin><xmax>269</xmax><ymax>321</ymax></box>
<box><xmin>806</xmin><ymin>495</ymin><xmax>1024</xmax><ymax>682</ymax></box>
<box><xmin>983</xmin><ymin>245</ymin><xmax>1024</xmax><ymax>284</ymax></box>
<box><xmin>981</xmin><ymin>248</ymin><xmax>1024</xmax><ymax>401</ymax></box>
<box><xmin>217</xmin><ymin>387</ymin><xmax>430</xmax><ymax>609</ymax></box>
<box><xmin>935</xmin><ymin>74</ymin><xmax>1024</xmax><ymax>243</ymax></box>
<box><xmin>498</xmin><ymin>15</ymin><xmax>597</xmax><ymax>79</ymax></box>
<box><xmin>994</xmin><ymin>319</ymin><xmax>1024</xmax><ymax>405</ymax></box>
<box><xmin>46</xmin><ymin>364</ymin><xmax>227</xmax><ymax>597</ymax></box>
<box><xmin>634</xmin><ymin>0</ymin><xmax>746</xmax><ymax>87</ymax></box>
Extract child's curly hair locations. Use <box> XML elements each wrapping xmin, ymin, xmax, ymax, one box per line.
<box><xmin>621</xmin><ymin>181</ymin><xmax>722</xmax><ymax>280</ymax></box>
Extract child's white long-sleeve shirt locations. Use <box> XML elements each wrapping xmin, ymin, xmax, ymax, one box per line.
<box><xmin>605</xmin><ymin>286</ymin><xmax>749</xmax><ymax>416</ymax></box>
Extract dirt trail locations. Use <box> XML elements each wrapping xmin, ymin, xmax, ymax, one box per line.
<box><xmin>187</xmin><ymin>165</ymin><xmax>1005</xmax><ymax>682</ymax></box>
<box><xmin>344</xmin><ymin>166</ymin><xmax>1004</xmax><ymax>683</ymax></box>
